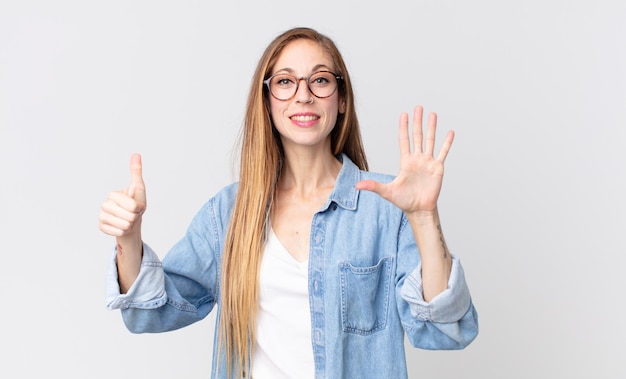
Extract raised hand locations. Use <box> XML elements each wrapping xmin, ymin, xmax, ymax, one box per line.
<box><xmin>356</xmin><ymin>105</ymin><xmax>454</xmax><ymax>216</ymax></box>
<box><xmin>99</xmin><ymin>153</ymin><xmax>147</xmax><ymax>240</ymax></box>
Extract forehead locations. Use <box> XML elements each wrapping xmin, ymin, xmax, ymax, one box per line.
<box><xmin>273</xmin><ymin>39</ymin><xmax>333</xmax><ymax>74</ymax></box>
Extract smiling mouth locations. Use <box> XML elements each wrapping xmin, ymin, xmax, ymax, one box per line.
<box><xmin>290</xmin><ymin>115</ymin><xmax>319</xmax><ymax>122</ymax></box>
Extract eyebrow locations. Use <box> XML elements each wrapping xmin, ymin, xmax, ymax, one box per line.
<box><xmin>273</xmin><ymin>64</ymin><xmax>333</xmax><ymax>75</ymax></box>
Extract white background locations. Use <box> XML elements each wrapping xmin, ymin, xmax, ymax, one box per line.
<box><xmin>1</xmin><ymin>1</ymin><xmax>625</xmax><ymax>378</ymax></box>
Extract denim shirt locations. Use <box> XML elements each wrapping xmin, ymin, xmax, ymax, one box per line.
<box><xmin>106</xmin><ymin>154</ymin><xmax>479</xmax><ymax>379</ymax></box>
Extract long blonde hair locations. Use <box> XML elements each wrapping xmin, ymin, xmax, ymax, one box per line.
<box><xmin>219</xmin><ymin>27</ymin><xmax>368</xmax><ymax>377</ymax></box>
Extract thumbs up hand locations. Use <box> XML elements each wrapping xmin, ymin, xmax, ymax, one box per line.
<box><xmin>99</xmin><ymin>153</ymin><xmax>147</xmax><ymax>240</ymax></box>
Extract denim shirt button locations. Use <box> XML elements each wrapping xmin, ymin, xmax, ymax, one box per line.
<box><xmin>315</xmin><ymin>329</ymin><xmax>322</xmax><ymax>343</ymax></box>
<box><xmin>313</xmin><ymin>280</ymin><xmax>319</xmax><ymax>291</ymax></box>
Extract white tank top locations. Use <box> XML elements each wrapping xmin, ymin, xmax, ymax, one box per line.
<box><xmin>250</xmin><ymin>228</ymin><xmax>315</xmax><ymax>379</ymax></box>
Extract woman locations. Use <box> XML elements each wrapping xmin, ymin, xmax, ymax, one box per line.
<box><xmin>100</xmin><ymin>27</ymin><xmax>478</xmax><ymax>379</ymax></box>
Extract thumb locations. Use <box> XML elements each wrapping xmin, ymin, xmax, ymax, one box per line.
<box><xmin>355</xmin><ymin>179</ymin><xmax>388</xmax><ymax>198</ymax></box>
<box><xmin>126</xmin><ymin>153</ymin><xmax>146</xmax><ymax>202</ymax></box>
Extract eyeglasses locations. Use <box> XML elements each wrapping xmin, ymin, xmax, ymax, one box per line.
<box><xmin>264</xmin><ymin>70</ymin><xmax>342</xmax><ymax>101</ymax></box>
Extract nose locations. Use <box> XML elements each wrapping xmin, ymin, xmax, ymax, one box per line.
<box><xmin>294</xmin><ymin>77</ymin><xmax>314</xmax><ymax>103</ymax></box>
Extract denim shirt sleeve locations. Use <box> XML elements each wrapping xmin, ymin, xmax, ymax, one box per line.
<box><xmin>105</xmin><ymin>244</ymin><xmax>167</xmax><ymax>310</ymax></box>
<box><xmin>396</xmin><ymin>216</ymin><xmax>479</xmax><ymax>350</ymax></box>
<box><xmin>400</xmin><ymin>257</ymin><xmax>470</xmax><ymax>323</ymax></box>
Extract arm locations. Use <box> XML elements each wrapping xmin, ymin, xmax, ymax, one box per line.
<box><xmin>356</xmin><ymin>105</ymin><xmax>454</xmax><ymax>300</ymax></box>
<box><xmin>405</xmin><ymin>208</ymin><xmax>451</xmax><ymax>301</ymax></box>
<box><xmin>100</xmin><ymin>154</ymin><xmax>228</xmax><ymax>334</ymax></box>
<box><xmin>360</xmin><ymin>106</ymin><xmax>478</xmax><ymax>348</ymax></box>
<box><xmin>103</xmin><ymin>192</ymin><xmax>226</xmax><ymax>334</ymax></box>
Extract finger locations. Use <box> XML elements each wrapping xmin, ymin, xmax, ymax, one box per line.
<box><xmin>412</xmin><ymin>106</ymin><xmax>424</xmax><ymax>155</ymax></box>
<box><xmin>355</xmin><ymin>180</ymin><xmax>390</xmax><ymax>199</ymax></box>
<box><xmin>99</xmin><ymin>222</ymin><xmax>124</xmax><ymax>237</ymax></box>
<box><xmin>436</xmin><ymin>130</ymin><xmax>455</xmax><ymax>162</ymax></box>
<box><xmin>102</xmin><ymin>194</ymin><xmax>142</xmax><ymax>219</ymax></box>
<box><xmin>424</xmin><ymin>111</ymin><xmax>437</xmax><ymax>156</ymax></box>
<box><xmin>126</xmin><ymin>154</ymin><xmax>146</xmax><ymax>204</ymax></box>
<box><xmin>129</xmin><ymin>153</ymin><xmax>144</xmax><ymax>190</ymax></box>
<box><xmin>398</xmin><ymin>112</ymin><xmax>410</xmax><ymax>156</ymax></box>
<box><xmin>99</xmin><ymin>211</ymin><xmax>132</xmax><ymax>235</ymax></box>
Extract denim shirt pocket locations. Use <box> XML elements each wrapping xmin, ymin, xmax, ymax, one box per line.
<box><xmin>339</xmin><ymin>256</ymin><xmax>393</xmax><ymax>335</ymax></box>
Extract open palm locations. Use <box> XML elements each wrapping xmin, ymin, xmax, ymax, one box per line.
<box><xmin>356</xmin><ymin>106</ymin><xmax>454</xmax><ymax>214</ymax></box>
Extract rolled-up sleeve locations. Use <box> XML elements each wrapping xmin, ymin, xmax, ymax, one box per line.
<box><xmin>398</xmin><ymin>256</ymin><xmax>478</xmax><ymax>349</ymax></box>
<box><xmin>105</xmin><ymin>244</ymin><xmax>167</xmax><ymax>310</ymax></box>
<box><xmin>400</xmin><ymin>257</ymin><xmax>471</xmax><ymax>323</ymax></box>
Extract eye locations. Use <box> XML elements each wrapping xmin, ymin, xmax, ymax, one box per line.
<box><xmin>272</xmin><ymin>75</ymin><xmax>296</xmax><ymax>87</ymax></box>
<box><xmin>310</xmin><ymin>72</ymin><xmax>334</xmax><ymax>87</ymax></box>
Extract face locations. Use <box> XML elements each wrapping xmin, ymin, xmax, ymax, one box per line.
<box><xmin>268</xmin><ymin>39</ymin><xmax>345</xmax><ymax>152</ymax></box>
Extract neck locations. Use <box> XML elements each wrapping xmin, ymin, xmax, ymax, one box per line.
<box><xmin>279</xmin><ymin>145</ymin><xmax>342</xmax><ymax>196</ymax></box>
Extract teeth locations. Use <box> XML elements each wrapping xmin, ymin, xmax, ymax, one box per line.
<box><xmin>291</xmin><ymin>115</ymin><xmax>318</xmax><ymax>122</ymax></box>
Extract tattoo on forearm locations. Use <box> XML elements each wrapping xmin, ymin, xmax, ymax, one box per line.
<box><xmin>436</xmin><ymin>224</ymin><xmax>450</xmax><ymax>259</ymax></box>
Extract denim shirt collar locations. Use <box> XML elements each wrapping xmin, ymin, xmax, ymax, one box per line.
<box><xmin>320</xmin><ymin>153</ymin><xmax>360</xmax><ymax>212</ymax></box>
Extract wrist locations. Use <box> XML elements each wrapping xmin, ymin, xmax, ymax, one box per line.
<box><xmin>405</xmin><ymin>208</ymin><xmax>440</xmax><ymax>226</ymax></box>
<box><xmin>116</xmin><ymin>234</ymin><xmax>142</xmax><ymax>254</ymax></box>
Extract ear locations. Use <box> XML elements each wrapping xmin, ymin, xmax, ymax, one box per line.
<box><xmin>339</xmin><ymin>99</ymin><xmax>346</xmax><ymax>114</ymax></box>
